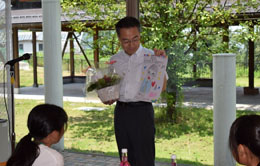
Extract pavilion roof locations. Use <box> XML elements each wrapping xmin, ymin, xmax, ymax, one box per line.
<box><xmin>11</xmin><ymin>8</ymin><xmax>95</xmax><ymax>31</ymax></box>
<box><xmin>11</xmin><ymin>2</ymin><xmax>260</xmax><ymax>31</ymax></box>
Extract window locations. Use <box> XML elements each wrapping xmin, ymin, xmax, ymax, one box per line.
<box><xmin>19</xmin><ymin>44</ymin><xmax>23</xmax><ymax>51</ymax></box>
<box><xmin>38</xmin><ymin>43</ymin><xmax>43</xmax><ymax>51</ymax></box>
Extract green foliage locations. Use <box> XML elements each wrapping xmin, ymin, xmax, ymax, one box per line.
<box><xmin>139</xmin><ymin>0</ymin><xmax>260</xmax><ymax>120</ymax></box>
<box><xmin>61</xmin><ymin>0</ymin><xmax>260</xmax><ymax>121</ymax></box>
<box><xmin>61</xmin><ymin>0</ymin><xmax>126</xmax><ymax>58</ymax></box>
<box><xmin>87</xmin><ymin>74</ymin><xmax>121</xmax><ymax>92</ymax></box>
<box><xmin>61</xmin><ymin>0</ymin><xmax>260</xmax><ymax>72</ymax></box>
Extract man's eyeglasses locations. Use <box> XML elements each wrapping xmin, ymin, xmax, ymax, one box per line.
<box><xmin>121</xmin><ymin>37</ymin><xmax>140</xmax><ymax>45</ymax></box>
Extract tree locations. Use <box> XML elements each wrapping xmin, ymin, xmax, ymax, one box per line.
<box><xmin>138</xmin><ymin>0</ymin><xmax>260</xmax><ymax>122</ymax></box>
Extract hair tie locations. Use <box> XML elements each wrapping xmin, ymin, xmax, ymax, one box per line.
<box><xmin>27</xmin><ymin>133</ymin><xmax>35</xmax><ymax>141</ymax></box>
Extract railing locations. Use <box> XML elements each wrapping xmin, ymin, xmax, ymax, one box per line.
<box><xmin>29</xmin><ymin>58</ymin><xmax>260</xmax><ymax>78</ymax></box>
<box><xmin>28</xmin><ymin>57</ymin><xmax>108</xmax><ymax>75</ymax></box>
<box><xmin>185</xmin><ymin>62</ymin><xmax>260</xmax><ymax>79</ymax></box>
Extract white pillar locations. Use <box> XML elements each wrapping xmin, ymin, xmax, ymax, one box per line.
<box><xmin>5</xmin><ymin>0</ymin><xmax>12</xmax><ymax>159</ymax></box>
<box><xmin>42</xmin><ymin>0</ymin><xmax>64</xmax><ymax>150</ymax></box>
<box><xmin>0</xmin><ymin>120</ymin><xmax>10</xmax><ymax>163</ymax></box>
<box><xmin>213</xmin><ymin>53</ymin><xmax>236</xmax><ymax>166</ymax></box>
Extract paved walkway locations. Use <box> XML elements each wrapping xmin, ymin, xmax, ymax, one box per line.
<box><xmin>14</xmin><ymin>83</ymin><xmax>260</xmax><ymax>166</ymax></box>
<box><xmin>16</xmin><ymin>83</ymin><xmax>260</xmax><ymax>111</ymax></box>
<box><xmin>62</xmin><ymin>151</ymin><xmax>182</xmax><ymax>166</ymax></box>
<box><xmin>182</xmin><ymin>86</ymin><xmax>260</xmax><ymax>111</ymax></box>
<box><xmin>62</xmin><ymin>151</ymin><xmax>121</xmax><ymax>166</ymax></box>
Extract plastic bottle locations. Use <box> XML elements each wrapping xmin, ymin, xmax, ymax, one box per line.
<box><xmin>120</xmin><ymin>148</ymin><xmax>131</xmax><ymax>166</ymax></box>
<box><xmin>171</xmin><ymin>154</ymin><xmax>177</xmax><ymax>166</ymax></box>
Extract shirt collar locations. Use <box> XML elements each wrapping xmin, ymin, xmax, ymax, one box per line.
<box><xmin>123</xmin><ymin>45</ymin><xmax>143</xmax><ymax>57</ymax></box>
<box><xmin>135</xmin><ymin>45</ymin><xmax>143</xmax><ymax>56</ymax></box>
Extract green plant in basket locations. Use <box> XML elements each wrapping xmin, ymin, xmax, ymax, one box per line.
<box><xmin>87</xmin><ymin>74</ymin><xmax>121</xmax><ymax>92</ymax></box>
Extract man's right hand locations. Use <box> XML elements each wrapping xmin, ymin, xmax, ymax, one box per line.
<box><xmin>103</xmin><ymin>99</ymin><xmax>118</xmax><ymax>105</ymax></box>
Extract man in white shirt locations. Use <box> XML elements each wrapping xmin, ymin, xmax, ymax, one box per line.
<box><xmin>108</xmin><ymin>16</ymin><xmax>167</xmax><ymax>166</ymax></box>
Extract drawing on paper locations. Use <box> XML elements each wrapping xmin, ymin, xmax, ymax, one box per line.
<box><xmin>136</xmin><ymin>54</ymin><xmax>168</xmax><ymax>102</ymax></box>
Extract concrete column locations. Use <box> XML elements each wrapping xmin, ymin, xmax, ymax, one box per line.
<box><xmin>42</xmin><ymin>0</ymin><xmax>64</xmax><ymax>150</ymax></box>
<box><xmin>5</xmin><ymin>0</ymin><xmax>12</xmax><ymax>161</ymax></box>
<box><xmin>213</xmin><ymin>53</ymin><xmax>236</xmax><ymax>166</ymax></box>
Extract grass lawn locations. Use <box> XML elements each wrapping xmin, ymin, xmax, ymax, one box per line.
<box><xmin>14</xmin><ymin>99</ymin><xmax>259</xmax><ymax>165</ymax></box>
<box><xmin>236</xmin><ymin>77</ymin><xmax>260</xmax><ymax>87</ymax></box>
<box><xmin>19</xmin><ymin>67</ymin><xmax>86</xmax><ymax>87</ymax></box>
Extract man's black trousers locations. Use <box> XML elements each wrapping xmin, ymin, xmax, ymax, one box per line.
<box><xmin>114</xmin><ymin>101</ymin><xmax>155</xmax><ymax>166</ymax></box>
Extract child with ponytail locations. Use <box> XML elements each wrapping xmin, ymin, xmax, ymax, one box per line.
<box><xmin>229</xmin><ymin>114</ymin><xmax>260</xmax><ymax>166</ymax></box>
<box><xmin>7</xmin><ymin>104</ymin><xmax>68</xmax><ymax>166</ymax></box>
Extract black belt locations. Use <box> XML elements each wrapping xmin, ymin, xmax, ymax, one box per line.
<box><xmin>117</xmin><ymin>101</ymin><xmax>151</xmax><ymax>107</ymax></box>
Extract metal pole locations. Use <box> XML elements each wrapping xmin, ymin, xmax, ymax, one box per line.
<box><xmin>213</xmin><ymin>53</ymin><xmax>236</xmax><ymax>166</ymax></box>
<box><xmin>9</xmin><ymin>65</ymin><xmax>15</xmax><ymax>153</ymax></box>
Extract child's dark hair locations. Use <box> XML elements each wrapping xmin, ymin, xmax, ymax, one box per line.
<box><xmin>115</xmin><ymin>16</ymin><xmax>141</xmax><ymax>37</ymax></box>
<box><xmin>7</xmin><ymin>104</ymin><xmax>68</xmax><ymax>166</ymax></box>
<box><xmin>229</xmin><ymin>114</ymin><xmax>260</xmax><ymax>161</ymax></box>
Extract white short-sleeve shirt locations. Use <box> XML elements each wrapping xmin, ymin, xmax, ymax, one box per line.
<box><xmin>33</xmin><ymin>144</ymin><xmax>64</xmax><ymax>166</ymax></box>
<box><xmin>111</xmin><ymin>45</ymin><xmax>163</xmax><ymax>102</ymax></box>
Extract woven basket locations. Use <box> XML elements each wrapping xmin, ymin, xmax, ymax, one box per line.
<box><xmin>97</xmin><ymin>84</ymin><xmax>120</xmax><ymax>103</ymax></box>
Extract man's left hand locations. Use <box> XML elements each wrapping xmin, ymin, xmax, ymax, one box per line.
<box><xmin>154</xmin><ymin>48</ymin><xmax>166</xmax><ymax>57</ymax></box>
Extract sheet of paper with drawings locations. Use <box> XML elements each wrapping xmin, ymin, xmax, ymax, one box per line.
<box><xmin>135</xmin><ymin>53</ymin><xmax>168</xmax><ymax>102</ymax></box>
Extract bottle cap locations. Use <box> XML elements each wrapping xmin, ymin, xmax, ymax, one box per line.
<box><xmin>122</xmin><ymin>148</ymin><xmax>127</xmax><ymax>153</ymax></box>
<box><xmin>171</xmin><ymin>154</ymin><xmax>177</xmax><ymax>160</ymax></box>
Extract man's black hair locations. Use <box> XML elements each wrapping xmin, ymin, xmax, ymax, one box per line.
<box><xmin>115</xmin><ymin>16</ymin><xmax>141</xmax><ymax>36</ymax></box>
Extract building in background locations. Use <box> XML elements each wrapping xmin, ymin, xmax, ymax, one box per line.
<box><xmin>18</xmin><ymin>32</ymin><xmax>89</xmax><ymax>55</ymax></box>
